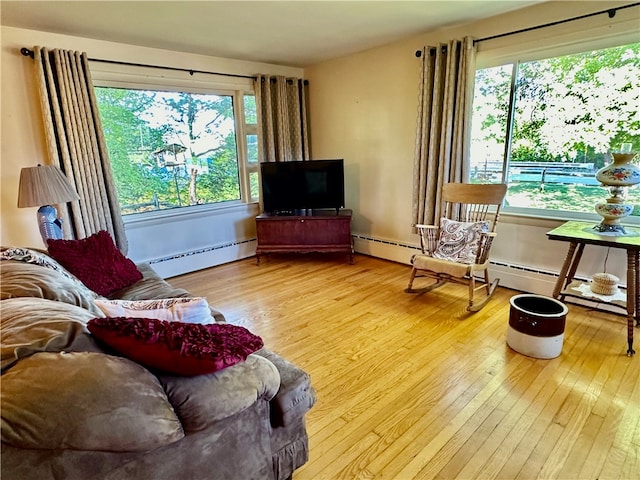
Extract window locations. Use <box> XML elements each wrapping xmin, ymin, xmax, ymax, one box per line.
<box><xmin>243</xmin><ymin>94</ymin><xmax>260</xmax><ymax>202</ymax></box>
<box><xmin>95</xmin><ymin>86</ymin><xmax>257</xmax><ymax>215</ymax></box>
<box><xmin>470</xmin><ymin>42</ymin><xmax>640</xmax><ymax>217</ymax></box>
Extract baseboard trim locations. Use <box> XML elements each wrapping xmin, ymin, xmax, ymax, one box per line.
<box><xmin>150</xmin><ymin>239</ymin><xmax>256</xmax><ymax>278</ymax></box>
<box><xmin>152</xmin><ymin>233</ymin><xmax>629</xmax><ymax>318</ymax></box>
<box><xmin>352</xmin><ymin>234</ymin><xmax>628</xmax><ymax>316</ymax></box>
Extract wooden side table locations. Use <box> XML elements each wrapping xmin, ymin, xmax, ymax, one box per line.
<box><xmin>546</xmin><ymin>220</ymin><xmax>640</xmax><ymax>356</ymax></box>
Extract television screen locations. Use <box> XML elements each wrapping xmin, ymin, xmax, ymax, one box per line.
<box><xmin>260</xmin><ymin>159</ymin><xmax>345</xmax><ymax>214</ymax></box>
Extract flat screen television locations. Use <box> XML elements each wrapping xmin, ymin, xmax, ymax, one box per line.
<box><xmin>260</xmin><ymin>159</ymin><xmax>345</xmax><ymax>214</ymax></box>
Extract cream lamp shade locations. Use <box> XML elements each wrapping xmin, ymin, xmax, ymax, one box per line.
<box><xmin>17</xmin><ymin>164</ymin><xmax>79</xmax><ymax>243</ymax></box>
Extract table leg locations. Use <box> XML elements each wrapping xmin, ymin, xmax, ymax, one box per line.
<box><xmin>626</xmin><ymin>250</ymin><xmax>637</xmax><ymax>356</ymax></box>
<box><xmin>565</xmin><ymin>243</ymin><xmax>585</xmax><ymax>287</ymax></box>
<box><xmin>633</xmin><ymin>250</ymin><xmax>640</xmax><ymax>327</ymax></box>
<box><xmin>553</xmin><ymin>241</ymin><xmax>579</xmax><ymax>299</ymax></box>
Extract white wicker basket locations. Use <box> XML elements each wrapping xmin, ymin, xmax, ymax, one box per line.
<box><xmin>590</xmin><ymin>273</ymin><xmax>619</xmax><ymax>296</ymax></box>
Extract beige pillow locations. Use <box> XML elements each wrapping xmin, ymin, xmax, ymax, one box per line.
<box><xmin>1</xmin><ymin>297</ymin><xmax>101</xmax><ymax>371</ymax></box>
<box><xmin>1</xmin><ymin>261</ymin><xmax>104</xmax><ymax>315</ymax></box>
<box><xmin>94</xmin><ymin>297</ymin><xmax>214</xmax><ymax>324</ymax></box>
<box><xmin>0</xmin><ymin>247</ymin><xmax>89</xmax><ymax>288</ymax></box>
<box><xmin>1</xmin><ymin>351</ymin><xmax>184</xmax><ymax>452</ymax></box>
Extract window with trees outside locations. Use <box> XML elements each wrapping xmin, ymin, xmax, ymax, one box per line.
<box><xmin>95</xmin><ymin>87</ymin><xmax>257</xmax><ymax>216</ymax></box>
<box><xmin>470</xmin><ymin>42</ymin><xmax>640</xmax><ymax>218</ymax></box>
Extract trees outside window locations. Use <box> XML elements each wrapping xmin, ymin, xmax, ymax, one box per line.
<box><xmin>470</xmin><ymin>42</ymin><xmax>640</xmax><ymax>216</ymax></box>
<box><xmin>95</xmin><ymin>87</ymin><xmax>255</xmax><ymax>215</ymax></box>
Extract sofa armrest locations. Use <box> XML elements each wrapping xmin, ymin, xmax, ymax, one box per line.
<box><xmin>254</xmin><ymin>349</ymin><xmax>316</xmax><ymax>427</ymax></box>
<box><xmin>159</xmin><ymin>353</ymin><xmax>280</xmax><ymax>433</ymax></box>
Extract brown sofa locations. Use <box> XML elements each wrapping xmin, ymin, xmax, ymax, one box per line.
<box><xmin>0</xmin><ymin>248</ymin><xmax>316</xmax><ymax>480</ymax></box>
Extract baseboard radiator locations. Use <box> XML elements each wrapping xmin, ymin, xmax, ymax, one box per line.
<box><xmin>353</xmin><ymin>232</ymin><xmax>576</xmax><ymax>293</ymax></box>
<box><xmin>149</xmin><ymin>233</ymin><xmax>627</xmax><ymax>316</ymax></box>
<box><xmin>353</xmin><ymin>234</ymin><xmax>628</xmax><ymax>315</ymax></box>
<box><xmin>148</xmin><ymin>239</ymin><xmax>257</xmax><ymax>279</ymax></box>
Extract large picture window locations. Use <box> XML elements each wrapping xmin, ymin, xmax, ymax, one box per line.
<box><xmin>470</xmin><ymin>42</ymin><xmax>640</xmax><ymax>217</ymax></box>
<box><xmin>95</xmin><ymin>87</ymin><xmax>256</xmax><ymax>215</ymax></box>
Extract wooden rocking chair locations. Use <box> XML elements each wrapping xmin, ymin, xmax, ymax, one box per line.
<box><xmin>406</xmin><ymin>183</ymin><xmax>508</xmax><ymax>312</ymax></box>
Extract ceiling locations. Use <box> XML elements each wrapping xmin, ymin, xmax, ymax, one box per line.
<box><xmin>0</xmin><ymin>1</ymin><xmax>546</xmax><ymax>67</ymax></box>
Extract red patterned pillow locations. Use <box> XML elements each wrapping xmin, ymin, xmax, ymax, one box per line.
<box><xmin>87</xmin><ymin>317</ymin><xmax>264</xmax><ymax>376</ymax></box>
<box><xmin>47</xmin><ymin>230</ymin><xmax>142</xmax><ymax>297</ymax></box>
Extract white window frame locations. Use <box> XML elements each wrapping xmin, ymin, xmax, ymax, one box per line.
<box><xmin>90</xmin><ymin>62</ymin><xmax>258</xmax><ymax>223</ymax></box>
<box><xmin>241</xmin><ymin>94</ymin><xmax>259</xmax><ymax>203</ymax></box>
<box><xmin>473</xmin><ymin>21</ymin><xmax>640</xmax><ymax>224</ymax></box>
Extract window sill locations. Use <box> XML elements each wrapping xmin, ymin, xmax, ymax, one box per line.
<box><xmin>500</xmin><ymin>207</ymin><xmax>640</xmax><ymax>229</ymax></box>
<box><xmin>123</xmin><ymin>201</ymin><xmax>259</xmax><ymax>229</ymax></box>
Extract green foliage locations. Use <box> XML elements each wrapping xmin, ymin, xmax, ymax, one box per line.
<box><xmin>95</xmin><ymin>88</ymin><xmax>167</xmax><ymax>207</ymax></box>
<box><xmin>473</xmin><ymin>42</ymin><xmax>640</xmax><ymax>167</ymax></box>
<box><xmin>195</xmin><ymin>134</ymin><xmax>241</xmax><ymax>203</ymax></box>
<box><xmin>243</xmin><ymin>95</ymin><xmax>257</xmax><ymax>124</ymax></box>
<box><xmin>506</xmin><ymin>182</ymin><xmax>640</xmax><ymax>217</ymax></box>
<box><xmin>95</xmin><ymin>87</ymin><xmax>241</xmax><ymax>214</ymax></box>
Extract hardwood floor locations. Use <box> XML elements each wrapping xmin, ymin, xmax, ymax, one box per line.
<box><xmin>169</xmin><ymin>253</ymin><xmax>640</xmax><ymax>480</ymax></box>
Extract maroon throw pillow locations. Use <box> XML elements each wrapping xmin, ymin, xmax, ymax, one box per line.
<box><xmin>87</xmin><ymin>317</ymin><xmax>264</xmax><ymax>376</ymax></box>
<box><xmin>47</xmin><ymin>230</ymin><xmax>142</xmax><ymax>297</ymax></box>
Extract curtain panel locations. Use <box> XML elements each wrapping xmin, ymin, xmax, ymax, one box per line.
<box><xmin>32</xmin><ymin>47</ymin><xmax>128</xmax><ymax>253</ymax></box>
<box><xmin>254</xmin><ymin>75</ymin><xmax>310</xmax><ymax>163</ymax></box>
<box><xmin>411</xmin><ymin>37</ymin><xmax>477</xmax><ymax>228</ymax></box>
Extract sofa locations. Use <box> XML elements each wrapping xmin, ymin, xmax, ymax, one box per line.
<box><xmin>0</xmin><ymin>244</ymin><xmax>316</xmax><ymax>480</ymax></box>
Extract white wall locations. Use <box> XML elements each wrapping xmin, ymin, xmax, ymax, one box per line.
<box><xmin>305</xmin><ymin>0</ymin><xmax>639</xmax><ymax>296</ymax></box>
<box><xmin>1</xmin><ymin>26</ymin><xmax>302</xmax><ymax>277</ymax></box>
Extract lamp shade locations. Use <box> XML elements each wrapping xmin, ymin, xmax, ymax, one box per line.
<box><xmin>17</xmin><ymin>165</ymin><xmax>79</xmax><ymax>208</ymax></box>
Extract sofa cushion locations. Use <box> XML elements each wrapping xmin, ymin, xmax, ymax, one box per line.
<box><xmin>1</xmin><ymin>351</ymin><xmax>184</xmax><ymax>452</ymax></box>
<box><xmin>1</xmin><ymin>246</ymin><xmax>92</xmax><ymax>289</ymax></box>
<box><xmin>94</xmin><ymin>297</ymin><xmax>214</xmax><ymax>324</ymax></box>
<box><xmin>47</xmin><ymin>230</ymin><xmax>143</xmax><ymax>296</ymax></box>
<box><xmin>88</xmin><ymin>317</ymin><xmax>264</xmax><ymax>376</ymax></box>
<box><xmin>1</xmin><ymin>297</ymin><xmax>101</xmax><ymax>372</ymax></box>
<box><xmin>1</xmin><ymin>261</ymin><xmax>105</xmax><ymax>315</ymax></box>
<box><xmin>433</xmin><ymin>217</ymin><xmax>489</xmax><ymax>264</ymax></box>
<box><xmin>160</xmin><ymin>354</ymin><xmax>280</xmax><ymax>433</ymax></box>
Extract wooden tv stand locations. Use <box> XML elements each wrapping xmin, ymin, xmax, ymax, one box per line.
<box><xmin>255</xmin><ymin>209</ymin><xmax>353</xmax><ymax>264</ymax></box>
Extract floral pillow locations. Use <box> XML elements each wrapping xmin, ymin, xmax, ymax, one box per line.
<box><xmin>433</xmin><ymin>218</ymin><xmax>489</xmax><ymax>264</ymax></box>
<box><xmin>88</xmin><ymin>317</ymin><xmax>264</xmax><ymax>376</ymax></box>
<box><xmin>47</xmin><ymin>230</ymin><xmax>142</xmax><ymax>297</ymax></box>
<box><xmin>94</xmin><ymin>297</ymin><xmax>214</xmax><ymax>324</ymax></box>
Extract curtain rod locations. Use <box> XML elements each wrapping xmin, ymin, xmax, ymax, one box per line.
<box><xmin>474</xmin><ymin>2</ymin><xmax>639</xmax><ymax>45</ymax></box>
<box><xmin>20</xmin><ymin>47</ymin><xmax>256</xmax><ymax>80</ymax></box>
<box><xmin>415</xmin><ymin>2</ymin><xmax>639</xmax><ymax>57</ymax></box>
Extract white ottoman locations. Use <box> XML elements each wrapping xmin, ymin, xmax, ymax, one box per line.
<box><xmin>507</xmin><ymin>294</ymin><xmax>568</xmax><ymax>359</ymax></box>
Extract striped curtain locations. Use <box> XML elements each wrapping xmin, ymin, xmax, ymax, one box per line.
<box><xmin>412</xmin><ymin>37</ymin><xmax>477</xmax><ymax>228</ymax></box>
<box><xmin>255</xmin><ymin>75</ymin><xmax>310</xmax><ymax>163</ymax></box>
<box><xmin>32</xmin><ymin>46</ymin><xmax>128</xmax><ymax>253</ymax></box>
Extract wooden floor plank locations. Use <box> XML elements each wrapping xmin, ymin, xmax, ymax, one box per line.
<box><xmin>168</xmin><ymin>254</ymin><xmax>640</xmax><ymax>480</ymax></box>
<box><xmin>494</xmin><ymin>318</ymin><xmax>594</xmax><ymax>479</ymax></box>
<box><xmin>599</xmin><ymin>369</ymin><xmax>640</xmax><ymax>480</ymax></box>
